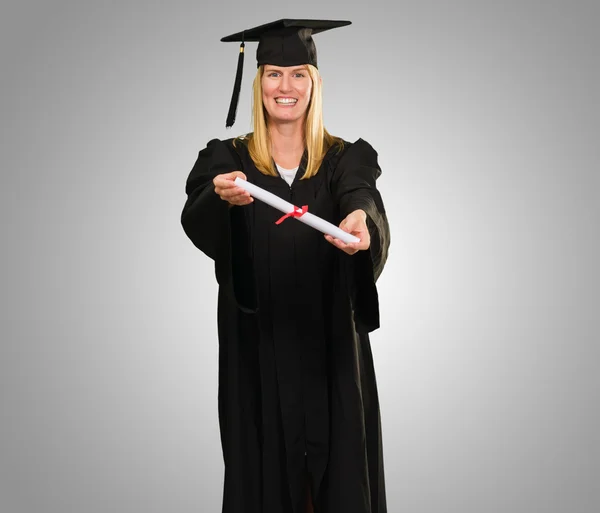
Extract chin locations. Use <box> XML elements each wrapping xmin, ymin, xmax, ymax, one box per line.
<box><xmin>268</xmin><ymin>109</ymin><xmax>307</xmax><ymax>124</ymax></box>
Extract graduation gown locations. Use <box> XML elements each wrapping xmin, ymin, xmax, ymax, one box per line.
<box><xmin>181</xmin><ymin>135</ymin><xmax>390</xmax><ymax>513</ymax></box>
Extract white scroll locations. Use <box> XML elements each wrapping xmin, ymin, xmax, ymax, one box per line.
<box><xmin>234</xmin><ymin>177</ymin><xmax>360</xmax><ymax>244</ymax></box>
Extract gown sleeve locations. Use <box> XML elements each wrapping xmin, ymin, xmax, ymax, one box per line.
<box><xmin>331</xmin><ymin>138</ymin><xmax>391</xmax><ymax>333</ymax></box>
<box><xmin>181</xmin><ymin>138</ymin><xmax>257</xmax><ymax>312</ymax></box>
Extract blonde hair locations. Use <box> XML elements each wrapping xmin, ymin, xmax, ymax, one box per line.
<box><xmin>234</xmin><ymin>64</ymin><xmax>344</xmax><ymax>179</ymax></box>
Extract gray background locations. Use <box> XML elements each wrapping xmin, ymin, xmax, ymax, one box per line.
<box><xmin>1</xmin><ymin>0</ymin><xmax>598</xmax><ymax>512</ymax></box>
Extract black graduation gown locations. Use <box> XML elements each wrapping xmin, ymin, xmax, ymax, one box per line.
<box><xmin>181</xmin><ymin>135</ymin><xmax>390</xmax><ymax>513</ymax></box>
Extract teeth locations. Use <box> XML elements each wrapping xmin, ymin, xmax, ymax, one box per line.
<box><xmin>275</xmin><ymin>98</ymin><xmax>297</xmax><ymax>104</ymax></box>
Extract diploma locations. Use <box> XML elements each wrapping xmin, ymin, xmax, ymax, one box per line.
<box><xmin>234</xmin><ymin>177</ymin><xmax>360</xmax><ymax>244</ymax></box>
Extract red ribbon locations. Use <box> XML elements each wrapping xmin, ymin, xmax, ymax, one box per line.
<box><xmin>275</xmin><ymin>205</ymin><xmax>308</xmax><ymax>225</ymax></box>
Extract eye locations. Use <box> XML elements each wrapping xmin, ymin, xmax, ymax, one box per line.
<box><xmin>267</xmin><ymin>71</ymin><xmax>281</xmax><ymax>77</ymax></box>
<box><xmin>294</xmin><ymin>73</ymin><xmax>305</xmax><ymax>78</ymax></box>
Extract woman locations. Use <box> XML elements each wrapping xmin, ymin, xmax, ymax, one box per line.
<box><xmin>181</xmin><ymin>19</ymin><xmax>390</xmax><ymax>513</ymax></box>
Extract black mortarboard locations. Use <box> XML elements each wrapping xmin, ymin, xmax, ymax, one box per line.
<box><xmin>220</xmin><ymin>19</ymin><xmax>352</xmax><ymax>128</ymax></box>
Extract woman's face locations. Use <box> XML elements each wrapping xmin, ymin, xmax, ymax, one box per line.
<box><xmin>261</xmin><ymin>65</ymin><xmax>313</xmax><ymax>125</ymax></box>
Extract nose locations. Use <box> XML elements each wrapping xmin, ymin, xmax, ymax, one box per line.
<box><xmin>278</xmin><ymin>74</ymin><xmax>292</xmax><ymax>93</ymax></box>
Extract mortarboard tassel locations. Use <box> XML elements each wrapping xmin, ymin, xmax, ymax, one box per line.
<box><xmin>225</xmin><ymin>37</ymin><xmax>245</xmax><ymax>128</ymax></box>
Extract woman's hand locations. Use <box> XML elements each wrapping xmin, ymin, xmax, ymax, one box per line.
<box><xmin>213</xmin><ymin>171</ymin><xmax>254</xmax><ymax>206</ymax></box>
<box><xmin>324</xmin><ymin>209</ymin><xmax>370</xmax><ymax>255</ymax></box>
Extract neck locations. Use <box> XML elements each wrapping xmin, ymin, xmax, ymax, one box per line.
<box><xmin>267</xmin><ymin>120</ymin><xmax>305</xmax><ymax>156</ymax></box>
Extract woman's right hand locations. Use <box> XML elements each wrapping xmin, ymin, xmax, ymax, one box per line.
<box><xmin>213</xmin><ymin>171</ymin><xmax>254</xmax><ymax>206</ymax></box>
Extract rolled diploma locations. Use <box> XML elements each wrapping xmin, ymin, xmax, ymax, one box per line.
<box><xmin>234</xmin><ymin>177</ymin><xmax>360</xmax><ymax>244</ymax></box>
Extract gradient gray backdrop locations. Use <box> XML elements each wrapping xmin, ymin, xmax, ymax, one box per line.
<box><xmin>1</xmin><ymin>1</ymin><xmax>598</xmax><ymax>512</ymax></box>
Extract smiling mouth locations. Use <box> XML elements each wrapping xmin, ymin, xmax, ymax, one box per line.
<box><xmin>275</xmin><ymin>98</ymin><xmax>297</xmax><ymax>105</ymax></box>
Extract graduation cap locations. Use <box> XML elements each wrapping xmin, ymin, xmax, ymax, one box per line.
<box><xmin>221</xmin><ymin>19</ymin><xmax>352</xmax><ymax>128</ymax></box>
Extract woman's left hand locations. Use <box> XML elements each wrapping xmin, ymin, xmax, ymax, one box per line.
<box><xmin>324</xmin><ymin>209</ymin><xmax>370</xmax><ymax>255</ymax></box>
